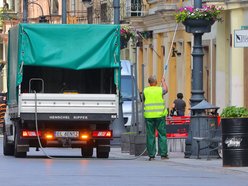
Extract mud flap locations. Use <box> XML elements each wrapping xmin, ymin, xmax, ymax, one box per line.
<box><xmin>16</xmin><ymin>144</ymin><xmax>29</xmax><ymax>152</ymax></box>
<box><xmin>97</xmin><ymin>139</ymin><xmax>110</xmax><ymax>152</ymax></box>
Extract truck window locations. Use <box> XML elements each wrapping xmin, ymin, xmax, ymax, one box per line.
<box><xmin>29</xmin><ymin>78</ymin><xmax>44</xmax><ymax>93</ymax></box>
<box><xmin>21</xmin><ymin>66</ymin><xmax>116</xmax><ymax>94</ymax></box>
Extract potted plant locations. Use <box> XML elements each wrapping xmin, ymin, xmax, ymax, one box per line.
<box><xmin>220</xmin><ymin>106</ymin><xmax>248</xmax><ymax>167</ymax></box>
<box><xmin>120</xmin><ymin>25</ymin><xmax>136</xmax><ymax>49</ymax></box>
<box><xmin>221</xmin><ymin>106</ymin><xmax>248</xmax><ymax>118</ymax></box>
<box><xmin>175</xmin><ymin>5</ymin><xmax>223</xmax><ymax>33</ymax></box>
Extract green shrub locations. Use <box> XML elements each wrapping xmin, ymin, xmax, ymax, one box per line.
<box><xmin>220</xmin><ymin>106</ymin><xmax>248</xmax><ymax>118</ymax></box>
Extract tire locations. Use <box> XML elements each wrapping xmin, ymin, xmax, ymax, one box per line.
<box><xmin>96</xmin><ymin>147</ymin><xmax>109</xmax><ymax>159</ymax></box>
<box><xmin>96</xmin><ymin>139</ymin><xmax>110</xmax><ymax>159</ymax></box>
<box><xmin>14</xmin><ymin>130</ymin><xmax>27</xmax><ymax>158</ymax></box>
<box><xmin>3</xmin><ymin>132</ymin><xmax>14</xmax><ymax>156</ymax></box>
<box><xmin>81</xmin><ymin>145</ymin><xmax>93</xmax><ymax>158</ymax></box>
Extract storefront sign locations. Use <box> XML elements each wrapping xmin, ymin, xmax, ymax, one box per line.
<box><xmin>234</xmin><ymin>29</ymin><xmax>248</xmax><ymax>48</ymax></box>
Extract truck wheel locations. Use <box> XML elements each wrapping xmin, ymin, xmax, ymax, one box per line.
<box><xmin>81</xmin><ymin>146</ymin><xmax>93</xmax><ymax>158</ymax></box>
<box><xmin>97</xmin><ymin>151</ymin><xmax>109</xmax><ymax>158</ymax></box>
<box><xmin>96</xmin><ymin>150</ymin><xmax>109</xmax><ymax>159</ymax></box>
<box><xmin>96</xmin><ymin>139</ymin><xmax>110</xmax><ymax>158</ymax></box>
<box><xmin>14</xmin><ymin>131</ymin><xmax>27</xmax><ymax>158</ymax></box>
<box><xmin>3</xmin><ymin>132</ymin><xmax>14</xmax><ymax>156</ymax></box>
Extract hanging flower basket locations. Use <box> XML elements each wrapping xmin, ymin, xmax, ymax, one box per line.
<box><xmin>182</xmin><ymin>19</ymin><xmax>215</xmax><ymax>33</ymax></box>
<box><xmin>120</xmin><ymin>25</ymin><xmax>136</xmax><ymax>49</ymax></box>
<box><xmin>175</xmin><ymin>5</ymin><xmax>223</xmax><ymax>34</ymax></box>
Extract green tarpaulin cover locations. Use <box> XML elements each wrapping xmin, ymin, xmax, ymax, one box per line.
<box><xmin>8</xmin><ymin>24</ymin><xmax>120</xmax><ymax>85</ymax></box>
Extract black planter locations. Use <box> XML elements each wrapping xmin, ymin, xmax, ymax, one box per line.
<box><xmin>120</xmin><ymin>35</ymin><xmax>130</xmax><ymax>49</ymax></box>
<box><xmin>182</xmin><ymin>19</ymin><xmax>215</xmax><ymax>34</ymax></box>
<box><xmin>221</xmin><ymin>118</ymin><xmax>248</xmax><ymax>167</ymax></box>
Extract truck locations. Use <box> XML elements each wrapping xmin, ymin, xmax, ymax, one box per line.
<box><xmin>120</xmin><ymin>60</ymin><xmax>143</xmax><ymax>132</ymax></box>
<box><xmin>3</xmin><ymin>23</ymin><xmax>121</xmax><ymax>158</ymax></box>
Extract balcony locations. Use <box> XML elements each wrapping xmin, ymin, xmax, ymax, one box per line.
<box><xmin>0</xmin><ymin>10</ymin><xmax>19</xmax><ymax>32</ymax></box>
<box><xmin>148</xmin><ymin>0</ymin><xmax>181</xmax><ymax>15</ymax></box>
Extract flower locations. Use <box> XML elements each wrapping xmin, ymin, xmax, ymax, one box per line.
<box><xmin>121</xmin><ymin>25</ymin><xmax>136</xmax><ymax>41</ymax></box>
<box><xmin>175</xmin><ymin>5</ymin><xmax>223</xmax><ymax>23</ymax></box>
<box><xmin>120</xmin><ymin>25</ymin><xmax>137</xmax><ymax>49</ymax></box>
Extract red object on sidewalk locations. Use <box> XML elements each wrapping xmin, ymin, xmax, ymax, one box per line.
<box><xmin>156</xmin><ymin>116</ymin><xmax>190</xmax><ymax>138</ymax></box>
<box><xmin>166</xmin><ymin>116</ymin><xmax>190</xmax><ymax>125</ymax></box>
<box><xmin>217</xmin><ymin>116</ymin><xmax>221</xmax><ymax>126</ymax></box>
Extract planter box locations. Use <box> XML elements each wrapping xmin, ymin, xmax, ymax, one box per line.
<box><xmin>121</xmin><ymin>133</ymin><xmax>136</xmax><ymax>153</ymax></box>
<box><xmin>121</xmin><ymin>133</ymin><xmax>147</xmax><ymax>156</ymax></box>
<box><xmin>131</xmin><ymin>134</ymin><xmax>147</xmax><ymax>156</ymax></box>
<box><xmin>182</xmin><ymin>19</ymin><xmax>214</xmax><ymax>34</ymax></box>
<box><xmin>222</xmin><ymin>118</ymin><xmax>248</xmax><ymax>167</ymax></box>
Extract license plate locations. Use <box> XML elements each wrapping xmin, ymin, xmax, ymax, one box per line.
<box><xmin>55</xmin><ymin>131</ymin><xmax>79</xmax><ymax>138</ymax></box>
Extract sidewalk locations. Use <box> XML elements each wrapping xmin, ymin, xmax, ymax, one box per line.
<box><xmin>110</xmin><ymin>146</ymin><xmax>248</xmax><ymax>174</ymax></box>
<box><xmin>1</xmin><ymin>135</ymin><xmax>248</xmax><ymax>174</ymax></box>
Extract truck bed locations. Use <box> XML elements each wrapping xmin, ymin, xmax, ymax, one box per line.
<box><xmin>19</xmin><ymin>93</ymin><xmax>118</xmax><ymax>121</ymax></box>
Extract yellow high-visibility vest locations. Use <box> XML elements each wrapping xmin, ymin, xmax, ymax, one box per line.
<box><xmin>143</xmin><ymin>86</ymin><xmax>167</xmax><ymax>118</ymax></box>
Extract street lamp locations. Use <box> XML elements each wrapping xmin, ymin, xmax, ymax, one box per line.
<box><xmin>183</xmin><ymin>0</ymin><xmax>215</xmax><ymax>158</ymax></box>
<box><xmin>22</xmin><ymin>0</ymin><xmax>48</xmax><ymax>23</ymax></box>
<box><xmin>29</xmin><ymin>2</ymin><xmax>48</xmax><ymax>23</ymax></box>
<box><xmin>188</xmin><ymin>0</ymin><xmax>206</xmax><ymax>107</ymax></box>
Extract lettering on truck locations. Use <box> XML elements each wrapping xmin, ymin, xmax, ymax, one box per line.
<box><xmin>49</xmin><ymin>115</ymin><xmax>89</xmax><ymax>120</ymax></box>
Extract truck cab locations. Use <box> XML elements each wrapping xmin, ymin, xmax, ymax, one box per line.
<box><xmin>120</xmin><ymin>60</ymin><xmax>143</xmax><ymax>131</ymax></box>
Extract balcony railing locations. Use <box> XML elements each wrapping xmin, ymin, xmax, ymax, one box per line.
<box><xmin>124</xmin><ymin>0</ymin><xmax>189</xmax><ymax>17</ymax></box>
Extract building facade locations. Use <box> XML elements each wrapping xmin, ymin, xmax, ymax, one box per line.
<box><xmin>126</xmin><ymin>0</ymin><xmax>248</xmax><ymax>113</ymax></box>
<box><xmin>0</xmin><ymin>0</ymin><xmax>248</xmax><ymax>112</ymax></box>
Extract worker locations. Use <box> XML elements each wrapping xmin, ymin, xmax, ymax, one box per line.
<box><xmin>143</xmin><ymin>75</ymin><xmax>168</xmax><ymax>161</ymax></box>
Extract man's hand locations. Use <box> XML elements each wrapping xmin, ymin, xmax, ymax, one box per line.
<box><xmin>161</xmin><ymin>77</ymin><xmax>166</xmax><ymax>83</ymax></box>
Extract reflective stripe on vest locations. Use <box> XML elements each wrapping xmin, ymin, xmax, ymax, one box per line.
<box><xmin>143</xmin><ymin>86</ymin><xmax>166</xmax><ymax>118</ymax></box>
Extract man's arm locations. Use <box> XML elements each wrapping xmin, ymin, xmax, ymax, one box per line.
<box><xmin>161</xmin><ymin>76</ymin><xmax>168</xmax><ymax>94</ymax></box>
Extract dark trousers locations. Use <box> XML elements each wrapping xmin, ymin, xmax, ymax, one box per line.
<box><xmin>145</xmin><ymin>117</ymin><xmax>168</xmax><ymax>157</ymax></box>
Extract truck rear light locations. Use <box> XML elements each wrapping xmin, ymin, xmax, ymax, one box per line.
<box><xmin>80</xmin><ymin>134</ymin><xmax>89</xmax><ymax>140</ymax></box>
<box><xmin>45</xmin><ymin>133</ymin><xmax>54</xmax><ymax>140</ymax></box>
<box><xmin>44</xmin><ymin>132</ymin><xmax>54</xmax><ymax>140</ymax></box>
<box><xmin>22</xmin><ymin>130</ymin><xmax>41</xmax><ymax>137</ymax></box>
<box><xmin>92</xmin><ymin>130</ymin><xmax>112</xmax><ymax>138</ymax></box>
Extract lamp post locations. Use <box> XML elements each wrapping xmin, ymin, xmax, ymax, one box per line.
<box><xmin>183</xmin><ymin>0</ymin><xmax>216</xmax><ymax>158</ymax></box>
<box><xmin>111</xmin><ymin>0</ymin><xmax>126</xmax><ymax>146</ymax></box>
<box><xmin>23</xmin><ymin>0</ymin><xmax>28</xmax><ymax>23</ymax></box>
<box><xmin>181</xmin><ymin>0</ymin><xmax>215</xmax><ymax>107</ymax></box>
<box><xmin>190</xmin><ymin>0</ymin><xmax>205</xmax><ymax>107</ymax></box>
<box><xmin>113</xmin><ymin>0</ymin><xmax>120</xmax><ymax>24</ymax></box>
<box><xmin>62</xmin><ymin>0</ymin><xmax>67</xmax><ymax>24</ymax></box>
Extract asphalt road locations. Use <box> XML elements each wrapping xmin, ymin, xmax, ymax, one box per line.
<box><xmin>0</xmin><ymin>137</ymin><xmax>247</xmax><ymax>186</ymax></box>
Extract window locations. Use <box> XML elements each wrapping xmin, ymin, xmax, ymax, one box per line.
<box><xmin>131</xmin><ymin>0</ymin><xmax>142</xmax><ymax>16</ymax></box>
<box><xmin>87</xmin><ymin>6</ymin><xmax>93</xmax><ymax>24</ymax></box>
<box><xmin>100</xmin><ymin>3</ymin><xmax>108</xmax><ymax>23</ymax></box>
<box><xmin>52</xmin><ymin>0</ymin><xmax>59</xmax><ymax>15</ymax></box>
